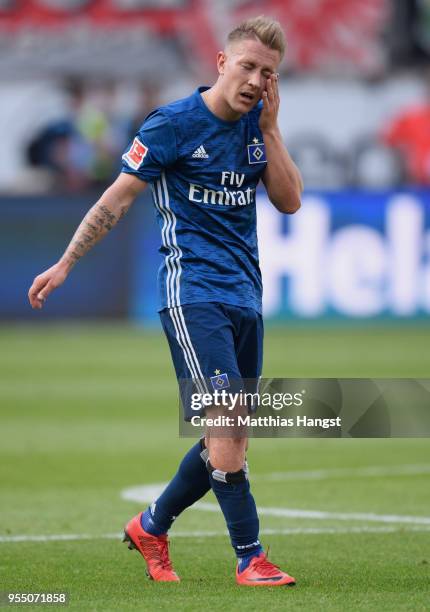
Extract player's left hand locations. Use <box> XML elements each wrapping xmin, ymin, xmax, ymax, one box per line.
<box><xmin>259</xmin><ymin>73</ymin><xmax>280</xmax><ymax>134</ymax></box>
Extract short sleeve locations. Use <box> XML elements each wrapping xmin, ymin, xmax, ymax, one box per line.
<box><xmin>121</xmin><ymin>110</ymin><xmax>177</xmax><ymax>182</ymax></box>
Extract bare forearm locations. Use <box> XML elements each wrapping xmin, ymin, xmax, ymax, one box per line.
<box><xmin>263</xmin><ymin>128</ymin><xmax>303</xmax><ymax>213</ymax></box>
<box><xmin>59</xmin><ymin>184</ymin><xmax>133</xmax><ymax>271</ymax></box>
<box><xmin>28</xmin><ymin>172</ymin><xmax>146</xmax><ymax>310</ymax></box>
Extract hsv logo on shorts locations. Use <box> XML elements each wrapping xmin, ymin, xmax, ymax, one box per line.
<box><xmin>123</xmin><ymin>137</ymin><xmax>148</xmax><ymax>170</ymax></box>
<box><xmin>210</xmin><ymin>372</ymin><xmax>230</xmax><ymax>391</ymax></box>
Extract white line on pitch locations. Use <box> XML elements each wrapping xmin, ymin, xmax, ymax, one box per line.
<box><xmin>121</xmin><ymin>483</ymin><xmax>430</xmax><ymax>525</ymax></box>
<box><xmin>251</xmin><ymin>464</ymin><xmax>430</xmax><ymax>482</ymax></box>
<box><xmin>2</xmin><ymin>525</ymin><xmax>430</xmax><ymax>544</ymax></box>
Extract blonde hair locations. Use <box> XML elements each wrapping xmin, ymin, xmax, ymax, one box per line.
<box><xmin>227</xmin><ymin>15</ymin><xmax>286</xmax><ymax>59</ymax></box>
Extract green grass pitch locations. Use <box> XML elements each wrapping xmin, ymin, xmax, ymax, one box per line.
<box><xmin>1</xmin><ymin>323</ymin><xmax>429</xmax><ymax>611</ymax></box>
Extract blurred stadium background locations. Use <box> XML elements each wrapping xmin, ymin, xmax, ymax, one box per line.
<box><xmin>1</xmin><ymin>0</ymin><xmax>430</xmax><ymax>323</ymax></box>
<box><xmin>1</xmin><ymin>2</ymin><xmax>430</xmax><ymax>609</ymax></box>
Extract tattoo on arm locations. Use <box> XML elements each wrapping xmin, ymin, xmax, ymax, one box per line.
<box><xmin>119</xmin><ymin>205</ymin><xmax>129</xmax><ymax>220</ymax></box>
<box><xmin>63</xmin><ymin>202</ymin><xmax>125</xmax><ymax>266</ymax></box>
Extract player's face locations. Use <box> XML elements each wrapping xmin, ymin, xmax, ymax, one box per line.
<box><xmin>218</xmin><ymin>39</ymin><xmax>281</xmax><ymax>117</ymax></box>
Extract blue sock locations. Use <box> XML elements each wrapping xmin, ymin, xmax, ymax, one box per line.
<box><xmin>208</xmin><ymin>463</ymin><xmax>263</xmax><ymax>570</ymax></box>
<box><xmin>238</xmin><ymin>549</ymin><xmax>263</xmax><ymax>572</ymax></box>
<box><xmin>141</xmin><ymin>439</ymin><xmax>210</xmax><ymax>536</ymax></box>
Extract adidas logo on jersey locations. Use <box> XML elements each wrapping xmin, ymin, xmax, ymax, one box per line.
<box><xmin>192</xmin><ymin>145</ymin><xmax>209</xmax><ymax>159</ymax></box>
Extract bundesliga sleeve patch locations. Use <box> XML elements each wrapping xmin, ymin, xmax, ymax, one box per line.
<box><xmin>122</xmin><ymin>137</ymin><xmax>149</xmax><ymax>170</ymax></box>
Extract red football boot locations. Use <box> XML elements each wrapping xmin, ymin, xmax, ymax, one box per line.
<box><xmin>123</xmin><ymin>512</ymin><xmax>180</xmax><ymax>582</ymax></box>
<box><xmin>236</xmin><ymin>552</ymin><xmax>296</xmax><ymax>587</ymax></box>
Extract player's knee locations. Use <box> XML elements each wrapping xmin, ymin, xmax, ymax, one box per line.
<box><xmin>207</xmin><ymin>437</ymin><xmax>247</xmax><ymax>472</ymax></box>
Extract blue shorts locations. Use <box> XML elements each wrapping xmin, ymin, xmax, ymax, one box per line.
<box><xmin>159</xmin><ymin>302</ymin><xmax>264</xmax><ymax>421</ymax></box>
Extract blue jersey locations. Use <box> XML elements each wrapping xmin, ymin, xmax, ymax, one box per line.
<box><xmin>121</xmin><ymin>86</ymin><xmax>267</xmax><ymax>313</ymax></box>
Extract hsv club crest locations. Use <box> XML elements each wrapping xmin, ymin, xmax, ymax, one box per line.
<box><xmin>247</xmin><ymin>138</ymin><xmax>266</xmax><ymax>164</ymax></box>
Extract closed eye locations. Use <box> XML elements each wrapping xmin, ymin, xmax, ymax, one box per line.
<box><xmin>242</xmin><ymin>63</ymin><xmax>273</xmax><ymax>78</ymax></box>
